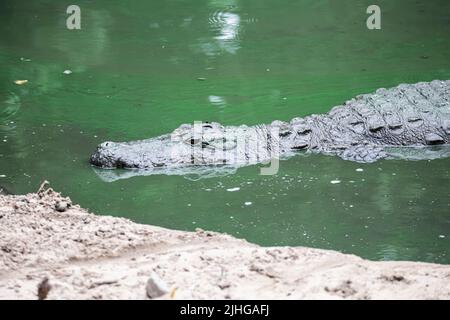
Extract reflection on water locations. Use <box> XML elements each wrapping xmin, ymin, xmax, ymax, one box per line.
<box><xmin>93</xmin><ymin>165</ymin><xmax>238</xmax><ymax>183</ymax></box>
<box><xmin>208</xmin><ymin>95</ymin><xmax>226</xmax><ymax>107</ymax></box>
<box><xmin>211</xmin><ymin>11</ymin><xmax>240</xmax><ymax>41</ymax></box>
<box><xmin>0</xmin><ymin>92</ymin><xmax>26</xmax><ymax>161</ymax></box>
<box><xmin>0</xmin><ymin>92</ymin><xmax>20</xmax><ymax>120</ymax></box>
<box><xmin>387</xmin><ymin>146</ymin><xmax>450</xmax><ymax>161</ymax></box>
<box><xmin>196</xmin><ymin>0</ymin><xmax>242</xmax><ymax>55</ymax></box>
<box><xmin>378</xmin><ymin>245</ymin><xmax>401</xmax><ymax>261</ymax></box>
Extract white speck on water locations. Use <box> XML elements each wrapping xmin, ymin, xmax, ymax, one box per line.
<box><xmin>266</xmin><ymin>68</ymin><xmax>270</xmax><ymax>72</ymax></box>
<box><xmin>330</xmin><ymin>180</ymin><xmax>341</xmax><ymax>184</ymax></box>
<box><xmin>2</xmin><ymin>140</ymin><xmax>6</xmax><ymax>143</ymax></box>
<box><xmin>349</xmin><ymin>205</ymin><xmax>354</xmax><ymax>208</ymax></box>
<box><xmin>226</xmin><ymin>187</ymin><xmax>240</xmax><ymax>192</ymax></box>
<box><xmin>187</xmin><ymin>203</ymin><xmax>191</xmax><ymax>207</ymax></box>
<box><xmin>63</xmin><ymin>70</ymin><xmax>72</xmax><ymax>75</ymax></box>
<box><xmin>0</xmin><ymin>174</ymin><xmax>6</xmax><ymax>178</ymax></box>
<box><xmin>356</xmin><ymin>168</ymin><xmax>364</xmax><ymax>172</ymax></box>
<box><xmin>392</xmin><ymin>173</ymin><xmax>396</xmax><ymax>176</ymax></box>
<box><xmin>149</xmin><ymin>22</ymin><xmax>160</xmax><ymax>29</ymax></box>
<box><xmin>244</xmin><ymin>202</ymin><xmax>252</xmax><ymax>206</ymax></box>
<box><xmin>439</xmin><ymin>235</ymin><xmax>446</xmax><ymax>239</ymax></box>
<box><xmin>204</xmin><ymin>188</ymin><xmax>212</xmax><ymax>192</ymax></box>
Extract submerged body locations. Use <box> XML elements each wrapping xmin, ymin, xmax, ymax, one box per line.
<box><xmin>91</xmin><ymin>80</ymin><xmax>450</xmax><ymax>172</ymax></box>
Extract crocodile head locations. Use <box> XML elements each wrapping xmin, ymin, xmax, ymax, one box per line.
<box><xmin>90</xmin><ymin>122</ymin><xmax>279</xmax><ymax>170</ymax></box>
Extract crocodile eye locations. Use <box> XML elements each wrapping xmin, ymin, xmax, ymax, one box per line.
<box><xmin>190</xmin><ymin>138</ymin><xmax>201</xmax><ymax>145</ymax></box>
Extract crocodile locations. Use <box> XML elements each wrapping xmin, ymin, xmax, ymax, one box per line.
<box><xmin>90</xmin><ymin>80</ymin><xmax>450</xmax><ymax>176</ymax></box>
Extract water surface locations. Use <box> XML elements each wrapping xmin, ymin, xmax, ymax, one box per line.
<box><xmin>1</xmin><ymin>0</ymin><xmax>449</xmax><ymax>263</ymax></box>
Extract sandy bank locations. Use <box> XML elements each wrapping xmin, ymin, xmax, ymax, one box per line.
<box><xmin>0</xmin><ymin>184</ymin><xmax>449</xmax><ymax>300</ymax></box>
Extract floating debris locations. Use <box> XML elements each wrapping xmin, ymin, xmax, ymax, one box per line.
<box><xmin>439</xmin><ymin>235</ymin><xmax>446</xmax><ymax>239</ymax></box>
<box><xmin>226</xmin><ymin>187</ymin><xmax>240</xmax><ymax>192</ymax></box>
<box><xmin>0</xmin><ymin>175</ymin><xmax>6</xmax><ymax>178</ymax></box>
<box><xmin>356</xmin><ymin>168</ymin><xmax>364</xmax><ymax>172</ymax></box>
<box><xmin>197</xmin><ymin>77</ymin><xmax>207</xmax><ymax>81</ymax></box>
<box><xmin>63</xmin><ymin>70</ymin><xmax>73</xmax><ymax>75</ymax></box>
<box><xmin>330</xmin><ymin>180</ymin><xmax>341</xmax><ymax>184</ymax></box>
<box><xmin>14</xmin><ymin>80</ymin><xmax>28</xmax><ymax>85</ymax></box>
<box><xmin>244</xmin><ymin>202</ymin><xmax>252</xmax><ymax>206</ymax></box>
<box><xmin>20</xmin><ymin>57</ymin><xmax>32</xmax><ymax>62</ymax></box>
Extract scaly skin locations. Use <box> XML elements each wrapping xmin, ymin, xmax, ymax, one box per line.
<box><xmin>90</xmin><ymin>80</ymin><xmax>450</xmax><ymax>171</ymax></box>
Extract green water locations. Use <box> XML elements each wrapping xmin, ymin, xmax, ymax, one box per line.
<box><xmin>1</xmin><ymin>0</ymin><xmax>449</xmax><ymax>263</ymax></box>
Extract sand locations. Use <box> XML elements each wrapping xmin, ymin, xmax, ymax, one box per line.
<box><xmin>0</xmin><ymin>184</ymin><xmax>449</xmax><ymax>300</ymax></box>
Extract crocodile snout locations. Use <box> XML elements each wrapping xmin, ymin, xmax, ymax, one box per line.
<box><xmin>90</xmin><ymin>141</ymin><xmax>120</xmax><ymax>168</ymax></box>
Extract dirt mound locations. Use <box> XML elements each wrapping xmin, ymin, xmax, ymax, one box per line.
<box><xmin>1</xmin><ymin>185</ymin><xmax>449</xmax><ymax>299</ymax></box>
